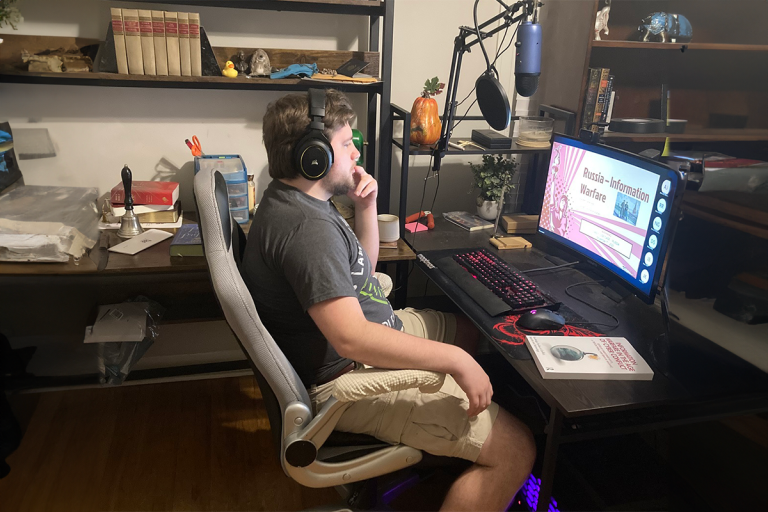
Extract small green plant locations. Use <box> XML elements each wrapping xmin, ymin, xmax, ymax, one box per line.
<box><xmin>0</xmin><ymin>0</ymin><xmax>23</xmax><ymax>30</ymax></box>
<box><xmin>469</xmin><ymin>154</ymin><xmax>517</xmax><ymax>206</ymax></box>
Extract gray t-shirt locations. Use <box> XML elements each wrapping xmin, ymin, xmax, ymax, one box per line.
<box><xmin>242</xmin><ymin>179</ymin><xmax>402</xmax><ymax>386</ymax></box>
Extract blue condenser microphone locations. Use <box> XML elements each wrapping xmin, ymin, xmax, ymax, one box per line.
<box><xmin>514</xmin><ymin>20</ymin><xmax>542</xmax><ymax>97</ymax></box>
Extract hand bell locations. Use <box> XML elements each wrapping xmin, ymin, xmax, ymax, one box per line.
<box><xmin>117</xmin><ymin>164</ymin><xmax>144</xmax><ymax>239</ymax></box>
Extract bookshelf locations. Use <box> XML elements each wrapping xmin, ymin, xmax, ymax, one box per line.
<box><xmin>536</xmin><ymin>0</ymin><xmax>768</xmax><ymax>143</ymax></box>
<box><xmin>0</xmin><ymin>0</ymin><xmax>396</xmax><ymax>212</ymax></box>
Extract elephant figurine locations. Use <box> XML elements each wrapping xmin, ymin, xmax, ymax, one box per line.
<box><xmin>594</xmin><ymin>0</ymin><xmax>611</xmax><ymax>41</ymax></box>
<box><xmin>637</xmin><ymin>12</ymin><xmax>693</xmax><ymax>43</ymax></box>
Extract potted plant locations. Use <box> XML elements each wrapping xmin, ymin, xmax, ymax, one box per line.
<box><xmin>469</xmin><ymin>154</ymin><xmax>517</xmax><ymax>220</ymax></box>
<box><xmin>0</xmin><ymin>0</ymin><xmax>23</xmax><ymax>32</ymax></box>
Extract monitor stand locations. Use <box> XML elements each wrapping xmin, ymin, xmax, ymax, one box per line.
<box><xmin>602</xmin><ymin>280</ymin><xmax>631</xmax><ymax>303</ymax></box>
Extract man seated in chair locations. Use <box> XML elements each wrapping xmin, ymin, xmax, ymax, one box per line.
<box><xmin>242</xmin><ymin>88</ymin><xmax>536</xmax><ymax>511</ymax></box>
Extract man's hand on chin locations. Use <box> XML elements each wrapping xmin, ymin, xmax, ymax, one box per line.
<box><xmin>348</xmin><ymin>166</ymin><xmax>378</xmax><ymax>208</ymax></box>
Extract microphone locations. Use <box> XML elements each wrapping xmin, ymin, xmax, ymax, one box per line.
<box><xmin>514</xmin><ymin>20</ymin><xmax>542</xmax><ymax>97</ymax></box>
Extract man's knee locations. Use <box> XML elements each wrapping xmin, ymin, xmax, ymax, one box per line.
<box><xmin>485</xmin><ymin>409</ymin><xmax>536</xmax><ymax>471</ymax></box>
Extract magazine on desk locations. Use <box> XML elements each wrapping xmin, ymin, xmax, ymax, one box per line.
<box><xmin>525</xmin><ymin>336</ymin><xmax>654</xmax><ymax>380</ymax></box>
<box><xmin>443</xmin><ymin>211</ymin><xmax>494</xmax><ymax>231</ymax></box>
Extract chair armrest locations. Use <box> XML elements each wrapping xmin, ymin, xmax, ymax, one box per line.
<box><xmin>332</xmin><ymin>368</ymin><xmax>445</xmax><ymax>402</ymax></box>
<box><xmin>283</xmin><ymin>369</ymin><xmax>443</xmax><ymax>486</ymax></box>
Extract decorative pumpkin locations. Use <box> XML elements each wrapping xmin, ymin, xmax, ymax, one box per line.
<box><xmin>410</xmin><ymin>77</ymin><xmax>444</xmax><ymax>146</ymax></box>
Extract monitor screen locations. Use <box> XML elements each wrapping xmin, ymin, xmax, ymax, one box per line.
<box><xmin>538</xmin><ymin>135</ymin><xmax>683</xmax><ymax>303</ymax></box>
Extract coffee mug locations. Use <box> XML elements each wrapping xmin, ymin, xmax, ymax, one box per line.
<box><xmin>377</xmin><ymin>214</ymin><xmax>400</xmax><ymax>242</ymax></box>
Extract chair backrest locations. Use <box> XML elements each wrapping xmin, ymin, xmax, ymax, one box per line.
<box><xmin>193</xmin><ymin>169</ymin><xmax>312</xmax><ymax>451</ymax></box>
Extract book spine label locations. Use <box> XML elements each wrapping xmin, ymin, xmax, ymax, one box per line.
<box><xmin>605</xmin><ymin>90</ymin><xmax>616</xmax><ymax>123</ymax></box>
<box><xmin>178</xmin><ymin>12</ymin><xmax>192</xmax><ymax>77</ymax></box>
<box><xmin>165</xmin><ymin>12</ymin><xmax>181</xmax><ymax>76</ymax></box>
<box><xmin>151</xmin><ymin>11</ymin><xmax>168</xmax><ymax>76</ymax></box>
<box><xmin>581</xmin><ymin>68</ymin><xmax>600</xmax><ymax>130</ymax></box>
<box><xmin>122</xmin><ymin>9</ymin><xmax>144</xmax><ymax>75</ymax></box>
<box><xmin>138</xmin><ymin>10</ymin><xmax>156</xmax><ymax>75</ymax></box>
<box><xmin>188</xmin><ymin>12</ymin><xmax>202</xmax><ymax>77</ymax></box>
<box><xmin>110</xmin><ymin>8</ymin><xmax>129</xmax><ymax>75</ymax></box>
<box><xmin>591</xmin><ymin>68</ymin><xmax>610</xmax><ymax>133</ymax></box>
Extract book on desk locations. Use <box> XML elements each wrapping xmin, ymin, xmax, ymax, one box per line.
<box><xmin>525</xmin><ymin>335</ymin><xmax>654</xmax><ymax>380</ymax></box>
<box><xmin>170</xmin><ymin>223</ymin><xmax>203</xmax><ymax>257</ymax></box>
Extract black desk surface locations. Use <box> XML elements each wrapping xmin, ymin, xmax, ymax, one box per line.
<box><xmin>408</xmin><ymin>219</ymin><xmax>768</xmax><ymax>418</ymax></box>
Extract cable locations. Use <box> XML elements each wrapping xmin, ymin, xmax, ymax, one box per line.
<box><xmin>430</xmin><ymin>165</ymin><xmax>440</xmax><ymax>213</ymax></box>
<box><xmin>521</xmin><ymin>261</ymin><xmax>580</xmax><ymax>274</ymax></box>
<box><xmin>564</xmin><ymin>281</ymin><xmax>621</xmax><ymax>330</ymax></box>
<box><xmin>407</xmin><ymin>154</ymin><xmax>434</xmax><ymax>281</ymax></box>
<box><xmin>474</xmin><ymin>0</ymin><xmax>493</xmax><ymax>73</ymax></box>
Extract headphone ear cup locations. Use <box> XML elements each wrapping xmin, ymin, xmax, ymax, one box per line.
<box><xmin>295</xmin><ymin>131</ymin><xmax>334</xmax><ymax>180</ymax></box>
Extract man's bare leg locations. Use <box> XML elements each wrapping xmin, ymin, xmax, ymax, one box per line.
<box><xmin>440</xmin><ymin>409</ymin><xmax>536</xmax><ymax>512</ymax></box>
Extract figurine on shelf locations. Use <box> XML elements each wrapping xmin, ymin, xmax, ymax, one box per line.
<box><xmin>248</xmin><ymin>49</ymin><xmax>271</xmax><ymax>77</ymax></box>
<box><xmin>233</xmin><ymin>50</ymin><xmax>249</xmax><ymax>75</ymax></box>
<box><xmin>221</xmin><ymin>60</ymin><xmax>238</xmax><ymax>78</ymax></box>
<box><xmin>594</xmin><ymin>0</ymin><xmax>610</xmax><ymax>41</ymax></box>
<box><xmin>637</xmin><ymin>12</ymin><xmax>693</xmax><ymax>43</ymax></box>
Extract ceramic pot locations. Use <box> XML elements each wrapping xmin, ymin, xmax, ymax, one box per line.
<box><xmin>476</xmin><ymin>200</ymin><xmax>499</xmax><ymax>221</ymax></box>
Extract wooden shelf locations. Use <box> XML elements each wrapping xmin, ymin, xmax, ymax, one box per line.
<box><xmin>392</xmin><ymin>139</ymin><xmax>551</xmax><ymax>155</ymax></box>
<box><xmin>119</xmin><ymin>0</ymin><xmax>384</xmax><ymax>16</ymax></box>
<box><xmin>681</xmin><ymin>191</ymin><xmax>768</xmax><ymax>240</ymax></box>
<box><xmin>592</xmin><ymin>40</ymin><xmax>768</xmax><ymax>52</ymax></box>
<box><xmin>601</xmin><ymin>129</ymin><xmax>768</xmax><ymax>143</ymax></box>
<box><xmin>0</xmin><ymin>68</ymin><xmax>383</xmax><ymax>92</ymax></box>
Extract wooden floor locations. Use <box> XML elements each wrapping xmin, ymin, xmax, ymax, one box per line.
<box><xmin>0</xmin><ymin>376</ymin><xmax>339</xmax><ymax>511</ymax></box>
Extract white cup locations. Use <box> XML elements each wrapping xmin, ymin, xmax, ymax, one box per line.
<box><xmin>377</xmin><ymin>214</ymin><xmax>400</xmax><ymax>242</ymax></box>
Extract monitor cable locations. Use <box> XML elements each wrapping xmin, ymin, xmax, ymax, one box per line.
<box><xmin>520</xmin><ymin>261</ymin><xmax>580</xmax><ymax>274</ymax></box>
<box><xmin>563</xmin><ymin>281</ymin><xmax>621</xmax><ymax>331</ymax></box>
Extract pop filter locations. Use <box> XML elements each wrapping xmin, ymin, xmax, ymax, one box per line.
<box><xmin>475</xmin><ymin>70</ymin><xmax>511</xmax><ymax>131</ymax></box>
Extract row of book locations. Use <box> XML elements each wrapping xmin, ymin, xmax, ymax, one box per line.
<box><xmin>581</xmin><ymin>67</ymin><xmax>616</xmax><ymax>134</ymax></box>
<box><xmin>110</xmin><ymin>8</ymin><xmax>202</xmax><ymax>77</ymax></box>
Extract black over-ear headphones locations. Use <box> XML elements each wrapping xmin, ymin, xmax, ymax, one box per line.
<box><xmin>294</xmin><ymin>88</ymin><xmax>334</xmax><ymax>180</ymax></box>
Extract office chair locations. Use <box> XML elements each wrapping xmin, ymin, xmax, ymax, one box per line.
<box><xmin>193</xmin><ymin>169</ymin><xmax>451</xmax><ymax>505</ymax></box>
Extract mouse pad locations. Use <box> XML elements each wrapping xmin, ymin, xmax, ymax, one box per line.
<box><xmin>417</xmin><ymin>248</ymin><xmax>604</xmax><ymax>360</ymax></box>
<box><xmin>479</xmin><ymin>306</ymin><xmax>603</xmax><ymax>361</ymax></box>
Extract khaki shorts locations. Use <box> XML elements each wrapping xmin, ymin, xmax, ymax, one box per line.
<box><xmin>308</xmin><ymin>308</ymin><xmax>499</xmax><ymax>462</ymax></box>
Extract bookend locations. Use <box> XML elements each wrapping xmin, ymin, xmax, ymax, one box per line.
<box><xmin>93</xmin><ymin>23</ymin><xmax>118</xmax><ymax>73</ymax></box>
<box><xmin>200</xmin><ymin>27</ymin><xmax>220</xmax><ymax>76</ymax></box>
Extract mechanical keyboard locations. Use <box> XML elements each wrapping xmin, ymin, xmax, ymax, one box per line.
<box><xmin>434</xmin><ymin>248</ymin><xmax>557</xmax><ymax>316</ymax></box>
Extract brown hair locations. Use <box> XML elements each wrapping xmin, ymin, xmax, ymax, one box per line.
<box><xmin>262</xmin><ymin>89</ymin><xmax>356</xmax><ymax>180</ymax></box>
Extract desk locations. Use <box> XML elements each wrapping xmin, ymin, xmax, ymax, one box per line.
<box><xmin>0</xmin><ymin>215</ymin><xmax>416</xmax><ymax>387</ymax></box>
<box><xmin>409</xmin><ymin>218</ymin><xmax>768</xmax><ymax>511</ymax></box>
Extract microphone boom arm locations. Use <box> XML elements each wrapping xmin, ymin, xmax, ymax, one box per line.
<box><xmin>434</xmin><ymin>0</ymin><xmax>537</xmax><ymax>172</ymax></box>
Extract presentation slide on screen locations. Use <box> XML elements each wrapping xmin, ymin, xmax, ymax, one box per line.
<box><xmin>539</xmin><ymin>141</ymin><xmax>661</xmax><ymax>279</ymax></box>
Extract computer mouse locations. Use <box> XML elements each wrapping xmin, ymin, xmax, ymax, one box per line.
<box><xmin>516</xmin><ymin>309</ymin><xmax>566</xmax><ymax>331</ymax></box>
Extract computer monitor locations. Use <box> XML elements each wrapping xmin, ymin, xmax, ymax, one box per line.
<box><xmin>537</xmin><ymin>134</ymin><xmax>685</xmax><ymax>304</ymax></box>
